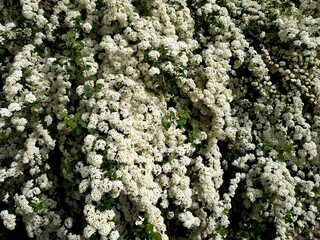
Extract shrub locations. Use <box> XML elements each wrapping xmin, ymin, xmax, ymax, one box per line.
<box><xmin>0</xmin><ymin>0</ymin><xmax>319</xmax><ymax>239</ymax></box>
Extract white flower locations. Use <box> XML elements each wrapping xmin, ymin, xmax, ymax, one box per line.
<box><xmin>14</xmin><ymin>195</ymin><xmax>34</xmax><ymax>214</ymax></box>
<box><xmin>64</xmin><ymin>217</ymin><xmax>73</xmax><ymax>229</ymax></box>
<box><xmin>83</xmin><ymin>134</ymin><xmax>96</xmax><ymax>153</ymax></box>
<box><xmin>22</xmin><ymin>8</ymin><xmax>34</xmax><ymax>20</ymax></box>
<box><xmin>135</xmin><ymin>216</ymin><xmax>145</xmax><ymax>226</ymax></box>
<box><xmin>109</xmin><ymin>230</ymin><xmax>120</xmax><ymax>240</ymax></box>
<box><xmin>44</xmin><ymin>115</ymin><xmax>53</xmax><ymax>126</ymax></box>
<box><xmin>0</xmin><ymin>108</ymin><xmax>12</xmax><ymax>118</ymax></box>
<box><xmin>11</xmin><ymin>117</ymin><xmax>27</xmax><ymax>128</ymax></box>
<box><xmin>231</xmin><ymin>40</ymin><xmax>241</xmax><ymax>49</ymax></box>
<box><xmin>148</xmin><ymin>50</ymin><xmax>160</xmax><ymax>60</ymax></box>
<box><xmin>220</xmin><ymin>215</ymin><xmax>230</xmax><ymax>227</ymax></box>
<box><xmin>84</xmin><ymin>225</ymin><xmax>96</xmax><ymax>239</ymax></box>
<box><xmin>303</xmin><ymin>141</ymin><xmax>317</xmax><ymax>158</ymax></box>
<box><xmin>36</xmin><ymin>174</ymin><xmax>51</xmax><ymax>190</ymax></box>
<box><xmin>178</xmin><ymin>211</ymin><xmax>200</xmax><ymax>229</ymax></box>
<box><xmin>25</xmin><ymin>92</ymin><xmax>36</xmax><ymax>103</ymax></box>
<box><xmin>7</xmin><ymin>103</ymin><xmax>21</xmax><ymax>112</ymax></box>
<box><xmin>88</xmin><ymin>113</ymin><xmax>99</xmax><ymax>129</ymax></box>
<box><xmin>0</xmin><ymin>210</ymin><xmax>16</xmax><ymax>230</ymax></box>
<box><xmin>138</xmin><ymin>40</ymin><xmax>151</xmax><ymax>50</ymax></box>
<box><xmin>91</xmin><ymin>187</ymin><xmax>103</xmax><ymax>202</ymax></box>
<box><xmin>35</xmin><ymin>15</ymin><xmax>48</xmax><ymax>28</ymax></box>
<box><xmin>148</xmin><ymin>67</ymin><xmax>160</xmax><ymax>76</ymax></box>
<box><xmin>79</xmin><ymin>179</ymin><xmax>90</xmax><ymax>193</ymax></box>
<box><xmin>87</xmin><ymin>152</ymin><xmax>103</xmax><ymax>167</ymax></box>
<box><xmin>94</xmin><ymin>139</ymin><xmax>107</xmax><ymax>151</ymax></box>
<box><xmin>98</xmin><ymin>222</ymin><xmax>115</xmax><ymax>236</ymax></box>
<box><xmin>309</xmin><ymin>205</ymin><xmax>318</xmax><ymax>213</ymax></box>
<box><xmin>67</xmin><ymin>233</ymin><xmax>81</xmax><ymax>240</ymax></box>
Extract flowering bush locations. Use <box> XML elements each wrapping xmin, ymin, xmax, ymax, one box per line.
<box><xmin>0</xmin><ymin>0</ymin><xmax>319</xmax><ymax>239</ymax></box>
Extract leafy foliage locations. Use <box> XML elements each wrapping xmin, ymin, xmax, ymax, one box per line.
<box><xmin>96</xmin><ymin>192</ymin><xmax>116</xmax><ymax>211</ymax></box>
<box><xmin>132</xmin><ymin>219</ymin><xmax>162</xmax><ymax>240</ymax></box>
<box><xmin>58</xmin><ymin>30</ymin><xmax>102</xmax><ymax>99</ymax></box>
<box><xmin>162</xmin><ymin>111</ymin><xmax>175</xmax><ymax>130</ymax></box>
<box><xmin>60</xmin><ymin>111</ymin><xmax>95</xmax><ymax>136</ymax></box>
<box><xmin>162</xmin><ymin>107</ymin><xmax>200</xmax><ymax>145</ymax></box>
<box><xmin>0</xmin><ymin>175</ymin><xmax>25</xmax><ymax>201</ymax></box>
<box><xmin>143</xmin><ymin>46</ymin><xmax>187</xmax><ymax>95</ymax></box>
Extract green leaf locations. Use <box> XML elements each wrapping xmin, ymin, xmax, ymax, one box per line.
<box><xmin>82</xmin><ymin>53</ymin><xmax>90</xmax><ymax>58</ymax></box>
<box><xmin>188</xmin><ymin>129</ymin><xmax>200</xmax><ymax>142</ymax></box>
<box><xmin>86</xmin><ymin>75</ymin><xmax>97</xmax><ymax>81</ymax></box>
<box><xmin>63</xmin><ymin>49</ymin><xmax>72</xmax><ymax>57</ymax></box>
<box><xmin>76</xmin><ymin>69</ymin><xmax>83</xmax><ymax>77</ymax></box>
<box><xmin>169</xmin><ymin>111</ymin><xmax>175</xmax><ymax>119</ymax></box>
<box><xmin>83</xmin><ymin>85</ymin><xmax>91</xmax><ymax>92</ymax></box>
<box><xmin>30</xmin><ymin>201</ymin><xmax>43</xmax><ymax>213</ymax></box>
<box><xmin>67</xmin><ymin>119</ymin><xmax>77</xmax><ymax>129</ymax></box>
<box><xmin>167</xmin><ymin>56</ymin><xmax>174</xmax><ymax>62</ymax></box>
<box><xmin>58</xmin><ymin>43</ymin><xmax>67</xmax><ymax>49</ymax></box>
<box><xmin>152</xmin><ymin>232</ymin><xmax>162</xmax><ymax>240</ymax></box>
<box><xmin>314</xmin><ymin>186</ymin><xmax>320</xmax><ymax>194</ymax></box>
<box><xmin>95</xmin><ymin>83</ymin><xmax>104</xmax><ymax>90</ymax></box>
<box><xmin>88</xmin><ymin>128</ymin><xmax>95</xmax><ymax>134</ymax></box>
<box><xmin>78</xmin><ymin>119</ymin><xmax>87</xmax><ymax>128</ymax></box>
<box><xmin>89</xmin><ymin>234</ymin><xmax>99</xmax><ymax>240</ymax></box>
<box><xmin>98</xmin><ymin>194</ymin><xmax>116</xmax><ymax>210</ymax></box>
<box><xmin>103</xmin><ymin>149</ymin><xmax>108</xmax><ymax>156</ymax></box>
<box><xmin>72</xmin><ymin>51</ymin><xmax>81</xmax><ymax>58</ymax></box>
<box><xmin>63</xmin><ymin>179</ymin><xmax>72</xmax><ymax>190</ymax></box>
<box><xmin>84</xmin><ymin>65</ymin><xmax>91</xmax><ymax>71</ymax></box>
<box><xmin>67</xmin><ymin>70</ymin><xmax>73</xmax><ymax>76</ymax></box>
<box><xmin>176</xmin><ymin>118</ymin><xmax>186</xmax><ymax>129</ymax></box>
<box><xmin>66</xmin><ymin>31</ymin><xmax>74</xmax><ymax>39</ymax></box>
<box><xmin>180</xmin><ymin>66</ymin><xmax>187</xmax><ymax>70</ymax></box>
<box><xmin>60</xmin><ymin>112</ymin><xmax>68</xmax><ymax>119</ymax></box>
<box><xmin>75</xmin><ymin>127</ymin><xmax>82</xmax><ymax>136</ymax></box>
<box><xmin>86</xmin><ymin>92</ymin><xmax>94</xmax><ymax>98</ymax></box>
<box><xmin>261</xmin><ymin>143</ymin><xmax>270</xmax><ymax>155</ymax></box>
<box><xmin>179</xmin><ymin>108</ymin><xmax>191</xmax><ymax>120</ymax></box>
<box><xmin>277</xmin><ymin>151</ymin><xmax>285</xmax><ymax>162</ymax></box>
<box><xmin>104</xmin><ymin>171</ymin><xmax>118</xmax><ymax>180</ymax></box>
<box><xmin>164</xmin><ymin>122</ymin><xmax>170</xmax><ymax>131</ymax></box>
<box><xmin>76</xmin><ymin>59</ymin><xmax>82</xmax><ymax>66</ymax></box>
<box><xmin>77</xmin><ymin>41</ymin><xmax>85</xmax><ymax>49</ymax></box>
<box><xmin>260</xmin><ymin>224</ymin><xmax>266</xmax><ymax>232</ymax></box>
<box><xmin>65</xmin><ymin>160</ymin><xmax>72</xmax><ymax>174</ymax></box>
<box><xmin>146</xmin><ymin>223</ymin><xmax>154</xmax><ymax>233</ymax></box>
<box><xmin>74</xmin><ymin>112</ymin><xmax>81</xmax><ymax>120</ymax></box>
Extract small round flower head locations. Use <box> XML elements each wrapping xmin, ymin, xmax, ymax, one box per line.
<box><xmin>82</xmin><ymin>22</ymin><xmax>92</xmax><ymax>33</ymax></box>
<box><xmin>0</xmin><ymin>210</ymin><xmax>16</xmax><ymax>230</ymax></box>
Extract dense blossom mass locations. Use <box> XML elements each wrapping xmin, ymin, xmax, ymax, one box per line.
<box><xmin>0</xmin><ymin>0</ymin><xmax>319</xmax><ymax>239</ymax></box>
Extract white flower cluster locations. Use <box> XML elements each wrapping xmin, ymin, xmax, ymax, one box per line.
<box><xmin>20</xmin><ymin>0</ymin><xmax>48</xmax><ymax>28</ymax></box>
<box><xmin>83</xmin><ymin>204</ymin><xmax>116</xmax><ymax>237</ymax></box>
<box><xmin>179</xmin><ymin>211</ymin><xmax>200</xmax><ymax>229</ymax></box>
<box><xmin>0</xmin><ymin>210</ymin><xmax>16</xmax><ymax>230</ymax></box>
